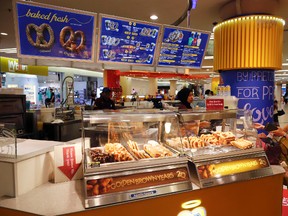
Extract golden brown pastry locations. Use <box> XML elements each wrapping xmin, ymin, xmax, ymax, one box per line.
<box><xmin>231</xmin><ymin>138</ymin><xmax>253</xmax><ymax>149</ymax></box>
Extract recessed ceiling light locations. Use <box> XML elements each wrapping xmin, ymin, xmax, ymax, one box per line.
<box><xmin>204</xmin><ymin>56</ymin><xmax>214</xmax><ymax>60</ymax></box>
<box><xmin>0</xmin><ymin>32</ymin><xmax>8</xmax><ymax>36</ymax></box>
<box><xmin>150</xmin><ymin>15</ymin><xmax>158</xmax><ymax>20</ymax></box>
<box><xmin>0</xmin><ymin>48</ymin><xmax>17</xmax><ymax>53</ymax></box>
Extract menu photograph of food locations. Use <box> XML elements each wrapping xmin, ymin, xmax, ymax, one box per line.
<box><xmin>15</xmin><ymin>1</ymin><xmax>96</xmax><ymax>61</ymax></box>
<box><xmin>97</xmin><ymin>15</ymin><xmax>161</xmax><ymax>65</ymax></box>
<box><xmin>157</xmin><ymin>26</ymin><xmax>210</xmax><ymax>68</ymax></box>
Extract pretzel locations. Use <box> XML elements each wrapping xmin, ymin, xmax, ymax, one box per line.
<box><xmin>59</xmin><ymin>26</ymin><xmax>86</xmax><ymax>53</ymax></box>
<box><xmin>26</xmin><ymin>23</ymin><xmax>54</xmax><ymax>49</ymax></box>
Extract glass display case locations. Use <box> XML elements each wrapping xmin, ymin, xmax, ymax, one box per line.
<box><xmin>174</xmin><ymin>109</ymin><xmax>272</xmax><ymax>188</ymax></box>
<box><xmin>0</xmin><ymin>123</ymin><xmax>17</xmax><ymax>159</ymax></box>
<box><xmin>81</xmin><ymin>109</ymin><xmax>272</xmax><ymax>208</ymax></box>
<box><xmin>82</xmin><ymin>110</ymin><xmax>192</xmax><ymax>208</ymax></box>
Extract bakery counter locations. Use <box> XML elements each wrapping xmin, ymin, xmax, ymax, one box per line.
<box><xmin>0</xmin><ymin>166</ymin><xmax>284</xmax><ymax>216</ymax></box>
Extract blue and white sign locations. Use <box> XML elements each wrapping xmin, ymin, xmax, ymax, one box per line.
<box><xmin>221</xmin><ymin>69</ymin><xmax>274</xmax><ymax>125</ymax></box>
<box><xmin>15</xmin><ymin>1</ymin><xmax>96</xmax><ymax>62</ymax></box>
<box><xmin>157</xmin><ymin>26</ymin><xmax>210</xmax><ymax>68</ymax></box>
<box><xmin>129</xmin><ymin>190</ymin><xmax>157</xmax><ymax>199</ymax></box>
<box><xmin>97</xmin><ymin>15</ymin><xmax>161</xmax><ymax>65</ymax></box>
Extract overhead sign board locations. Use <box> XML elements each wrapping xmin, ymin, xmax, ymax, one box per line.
<box><xmin>157</xmin><ymin>25</ymin><xmax>210</xmax><ymax>68</ymax></box>
<box><xmin>97</xmin><ymin>14</ymin><xmax>161</xmax><ymax>66</ymax></box>
<box><xmin>0</xmin><ymin>57</ymin><xmax>48</xmax><ymax>76</ymax></box>
<box><xmin>14</xmin><ymin>1</ymin><xmax>96</xmax><ymax>62</ymax></box>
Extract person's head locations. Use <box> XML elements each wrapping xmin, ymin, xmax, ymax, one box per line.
<box><xmin>176</xmin><ymin>88</ymin><xmax>193</xmax><ymax>108</ymax></box>
<box><xmin>204</xmin><ymin>89</ymin><xmax>210</xmax><ymax>95</ymax></box>
<box><xmin>101</xmin><ymin>87</ymin><xmax>112</xmax><ymax>99</ymax></box>
<box><xmin>50</xmin><ymin>88</ymin><xmax>53</xmax><ymax>92</ymax></box>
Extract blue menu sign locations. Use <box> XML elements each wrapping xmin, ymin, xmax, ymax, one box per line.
<box><xmin>15</xmin><ymin>1</ymin><xmax>96</xmax><ymax>62</ymax></box>
<box><xmin>97</xmin><ymin>15</ymin><xmax>161</xmax><ymax>65</ymax></box>
<box><xmin>157</xmin><ymin>26</ymin><xmax>210</xmax><ymax>68</ymax></box>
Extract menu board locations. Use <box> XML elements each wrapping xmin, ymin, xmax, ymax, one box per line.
<box><xmin>97</xmin><ymin>14</ymin><xmax>161</xmax><ymax>65</ymax></box>
<box><xmin>157</xmin><ymin>26</ymin><xmax>210</xmax><ymax>68</ymax></box>
<box><xmin>14</xmin><ymin>1</ymin><xmax>96</xmax><ymax>62</ymax></box>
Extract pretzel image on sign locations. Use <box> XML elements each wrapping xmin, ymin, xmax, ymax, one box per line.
<box><xmin>26</xmin><ymin>23</ymin><xmax>55</xmax><ymax>49</ymax></box>
<box><xmin>60</xmin><ymin>26</ymin><xmax>86</xmax><ymax>53</ymax></box>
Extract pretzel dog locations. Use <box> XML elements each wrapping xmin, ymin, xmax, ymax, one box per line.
<box><xmin>26</xmin><ymin>23</ymin><xmax>54</xmax><ymax>49</ymax></box>
<box><xmin>59</xmin><ymin>26</ymin><xmax>86</xmax><ymax>53</ymax></box>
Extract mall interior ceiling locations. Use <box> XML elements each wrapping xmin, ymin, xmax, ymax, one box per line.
<box><xmin>1</xmin><ymin>0</ymin><xmax>288</xmax><ymax>85</ymax></box>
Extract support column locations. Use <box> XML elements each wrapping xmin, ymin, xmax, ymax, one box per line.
<box><xmin>169</xmin><ymin>80</ymin><xmax>177</xmax><ymax>97</ymax></box>
<box><xmin>148</xmin><ymin>78</ymin><xmax>158</xmax><ymax>96</ymax></box>
<box><xmin>275</xmin><ymin>83</ymin><xmax>283</xmax><ymax>103</ymax></box>
<box><xmin>103</xmin><ymin>70</ymin><xmax>121</xmax><ymax>101</ymax></box>
<box><xmin>214</xmin><ymin>15</ymin><xmax>285</xmax><ymax>125</ymax></box>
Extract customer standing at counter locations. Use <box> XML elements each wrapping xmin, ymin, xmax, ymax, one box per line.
<box><xmin>94</xmin><ymin>87</ymin><xmax>115</xmax><ymax>110</ymax></box>
<box><xmin>176</xmin><ymin>87</ymin><xmax>194</xmax><ymax>109</ymax></box>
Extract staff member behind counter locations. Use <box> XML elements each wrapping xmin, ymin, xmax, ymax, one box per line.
<box><xmin>176</xmin><ymin>87</ymin><xmax>194</xmax><ymax>109</ymax></box>
<box><xmin>176</xmin><ymin>87</ymin><xmax>212</xmax><ymax>135</ymax></box>
<box><xmin>93</xmin><ymin>87</ymin><xmax>116</xmax><ymax>110</ymax></box>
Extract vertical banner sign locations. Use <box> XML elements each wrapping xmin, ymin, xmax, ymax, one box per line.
<box><xmin>14</xmin><ymin>1</ymin><xmax>96</xmax><ymax>62</ymax></box>
<box><xmin>221</xmin><ymin>69</ymin><xmax>274</xmax><ymax>125</ymax></box>
<box><xmin>283</xmin><ymin>189</ymin><xmax>288</xmax><ymax>216</ymax></box>
<box><xmin>105</xmin><ymin>70</ymin><xmax>120</xmax><ymax>88</ymax></box>
<box><xmin>157</xmin><ymin>25</ymin><xmax>210</xmax><ymax>68</ymax></box>
<box><xmin>97</xmin><ymin>14</ymin><xmax>161</xmax><ymax>65</ymax></box>
<box><xmin>54</xmin><ymin>144</ymin><xmax>82</xmax><ymax>182</ymax></box>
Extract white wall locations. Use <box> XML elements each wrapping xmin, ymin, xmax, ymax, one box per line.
<box><xmin>74</xmin><ymin>81</ymin><xmax>86</xmax><ymax>92</ymax></box>
<box><xmin>5</xmin><ymin>73</ymin><xmax>39</xmax><ymax>104</ymax></box>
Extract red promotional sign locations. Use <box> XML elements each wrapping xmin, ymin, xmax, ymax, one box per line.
<box><xmin>58</xmin><ymin>146</ymin><xmax>81</xmax><ymax>180</ymax></box>
<box><xmin>283</xmin><ymin>188</ymin><xmax>288</xmax><ymax>216</ymax></box>
<box><xmin>206</xmin><ymin>99</ymin><xmax>224</xmax><ymax>110</ymax></box>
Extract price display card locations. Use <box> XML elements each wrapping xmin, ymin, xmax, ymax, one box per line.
<box><xmin>14</xmin><ymin>1</ymin><xmax>96</xmax><ymax>62</ymax></box>
<box><xmin>97</xmin><ymin>14</ymin><xmax>161</xmax><ymax>65</ymax></box>
<box><xmin>157</xmin><ymin>25</ymin><xmax>210</xmax><ymax>68</ymax></box>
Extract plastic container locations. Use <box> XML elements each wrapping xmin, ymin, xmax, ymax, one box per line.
<box><xmin>40</xmin><ymin>108</ymin><xmax>55</xmax><ymax>123</ymax></box>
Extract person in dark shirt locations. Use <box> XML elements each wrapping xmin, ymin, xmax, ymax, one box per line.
<box><xmin>90</xmin><ymin>91</ymin><xmax>96</xmax><ymax>106</ymax></box>
<box><xmin>94</xmin><ymin>87</ymin><xmax>115</xmax><ymax>110</ymax></box>
<box><xmin>45</xmin><ymin>88</ymin><xmax>55</xmax><ymax>108</ymax></box>
<box><xmin>273</xmin><ymin>100</ymin><xmax>285</xmax><ymax>126</ymax></box>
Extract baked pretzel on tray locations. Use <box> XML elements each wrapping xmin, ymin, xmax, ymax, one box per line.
<box><xmin>26</xmin><ymin>23</ymin><xmax>54</xmax><ymax>49</ymax></box>
<box><xmin>59</xmin><ymin>26</ymin><xmax>86</xmax><ymax>53</ymax></box>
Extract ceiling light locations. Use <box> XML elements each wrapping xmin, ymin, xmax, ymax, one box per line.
<box><xmin>283</xmin><ymin>63</ymin><xmax>288</xmax><ymax>66</ymax></box>
<box><xmin>0</xmin><ymin>48</ymin><xmax>17</xmax><ymax>53</ymax></box>
<box><xmin>0</xmin><ymin>32</ymin><xmax>8</xmax><ymax>36</ymax></box>
<box><xmin>204</xmin><ymin>56</ymin><xmax>214</xmax><ymax>60</ymax></box>
<box><xmin>150</xmin><ymin>15</ymin><xmax>158</xmax><ymax>20</ymax></box>
<box><xmin>210</xmin><ymin>33</ymin><xmax>214</xmax><ymax>40</ymax></box>
<box><xmin>202</xmin><ymin>66</ymin><xmax>213</xmax><ymax>68</ymax></box>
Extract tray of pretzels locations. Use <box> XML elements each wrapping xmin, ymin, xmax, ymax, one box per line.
<box><xmin>166</xmin><ymin>131</ymin><xmax>254</xmax><ymax>155</ymax></box>
<box><xmin>87</xmin><ymin>142</ymin><xmax>135</xmax><ymax>165</ymax></box>
<box><xmin>126</xmin><ymin>139</ymin><xmax>175</xmax><ymax>159</ymax></box>
<box><xmin>166</xmin><ymin>136</ymin><xmax>208</xmax><ymax>151</ymax></box>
